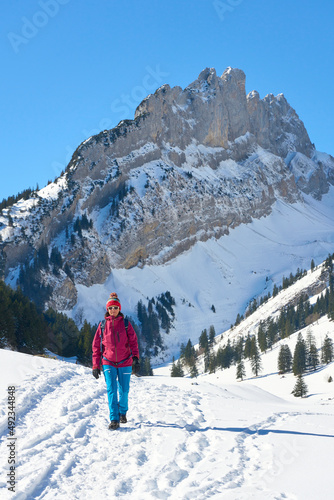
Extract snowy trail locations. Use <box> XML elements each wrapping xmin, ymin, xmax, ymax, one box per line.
<box><xmin>1</xmin><ymin>356</ymin><xmax>334</xmax><ymax>499</ymax></box>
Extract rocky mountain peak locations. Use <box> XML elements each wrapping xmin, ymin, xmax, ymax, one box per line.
<box><xmin>133</xmin><ymin>66</ymin><xmax>313</xmax><ymax>157</ymax></box>
<box><xmin>221</xmin><ymin>66</ymin><xmax>246</xmax><ymax>90</ymax></box>
<box><xmin>1</xmin><ymin>67</ymin><xmax>333</xmax><ymax>312</ymax></box>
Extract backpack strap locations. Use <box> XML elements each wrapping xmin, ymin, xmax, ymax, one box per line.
<box><xmin>124</xmin><ymin>317</ymin><xmax>134</xmax><ymax>358</ymax></box>
<box><xmin>100</xmin><ymin>319</ymin><xmax>106</xmax><ymax>357</ymax></box>
<box><xmin>100</xmin><ymin>319</ymin><xmax>106</xmax><ymax>339</ymax></box>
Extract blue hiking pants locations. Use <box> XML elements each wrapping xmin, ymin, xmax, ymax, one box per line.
<box><xmin>102</xmin><ymin>365</ymin><xmax>132</xmax><ymax>422</ymax></box>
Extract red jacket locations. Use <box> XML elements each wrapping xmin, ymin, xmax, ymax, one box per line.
<box><xmin>92</xmin><ymin>315</ymin><xmax>139</xmax><ymax>369</ymax></box>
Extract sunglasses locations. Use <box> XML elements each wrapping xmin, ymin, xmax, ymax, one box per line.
<box><xmin>108</xmin><ymin>306</ymin><xmax>119</xmax><ymax>310</ymax></box>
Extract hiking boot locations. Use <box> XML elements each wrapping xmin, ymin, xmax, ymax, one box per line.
<box><xmin>108</xmin><ymin>420</ymin><xmax>120</xmax><ymax>430</ymax></box>
<box><xmin>119</xmin><ymin>414</ymin><xmax>127</xmax><ymax>424</ymax></box>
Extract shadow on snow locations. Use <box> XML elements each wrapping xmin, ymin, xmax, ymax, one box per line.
<box><xmin>121</xmin><ymin>421</ymin><xmax>334</xmax><ymax>439</ymax></box>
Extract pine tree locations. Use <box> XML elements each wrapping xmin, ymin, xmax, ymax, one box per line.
<box><xmin>171</xmin><ymin>359</ymin><xmax>184</xmax><ymax>377</ymax></box>
<box><xmin>77</xmin><ymin>320</ymin><xmax>95</xmax><ymax>365</ymax></box>
<box><xmin>199</xmin><ymin>329</ymin><xmax>209</xmax><ymax>352</ymax></box>
<box><xmin>250</xmin><ymin>337</ymin><xmax>262</xmax><ymax>376</ymax></box>
<box><xmin>321</xmin><ymin>335</ymin><xmax>334</xmax><ymax>364</ymax></box>
<box><xmin>0</xmin><ymin>282</ymin><xmax>16</xmax><ymax>348</ymax></box>
<box><xmin>277</xmin><ymin>345</ymin><xmax>285</xmax><ymax>374</ymax></box>
<box><xmin>12</xmin><ymin>288</ymin><xmax>48</xmax><ymax>352</ymax></box>
<box><xmin>209</xmin><ymin>325</ymin><xmax>216</xmax><ymax>347</ymax></box>
<box><xmin>235</xmin><ymin>313</ymin><xmax>243</xmax><ymax>326</ymax></box>
<box><xmin>142</xmin><ymin>357</ymin><xmax>153</xmax><ymax>376</ymax></box>
<box><xmin>0</xmin><ymin>281</ymin><xmax>52</xmax><ymax>352</ymax></box>
<box><xmin>208</xmin><ymin>354</ymin><xmax>217</xmax><ymax>374</ymax></box>
<box><xmin>292</xmin><ymin>374</ymin><xmax>308</xmax><ymax>398</ymax></box>
<box><xmin>236</xmin><ymin>357</ymin><xmax>246</xmax><ymax>381</ymax></box>
<box><xmin>308</xmin><ymin>344</ymin><xmax>319</xmax><ymax>371</ymax></box>
<box><xmin>296</xmin><ymin>295</ymin><xmax>308</xmax><ymax>331</ymax></box>
<box><xmin>221</xmin><ymin>339</ymin><xmax>235</xmax><ymax>369</ymax></box>
<box><xmin>306</xmin><ymin>328</ymin><xmax>319</xmax><ymax>371</ymax></box>
<box><xmin>44</xmin><ymin>309</ymin><xmax>79</xmax><ymax>357</ymax></box>
<box><xmin>137</xmin><ymin>300</ymin><xmax>162</xmax><ymax>356</ymax></box>
<box><xmin>50</xmin><ymin>246</ymin><xmax>63</xmax><ymax>271</ymax></box>
<box><xmin>257</xmin><ymin>321</ymin><xmax>267</xmax><ymax>352</ymax></box>
<box><xmin>36</xmin><ymin>241</ymin><xmax>49</xmax><ymax>269</ymax></box>
<box><xmin>235</xmin><ymin>336</ymin><xmax>244</xmax><ymax>363</ymax></box>
<box><xmin>183</xmin><ymin>339</ymin><xmax>196</xmax><ymax>366</ymax></box>
<box><xmin>278</xmin><ymin>344</ymin><xmax>292</xmax><ymax>374</ymax></box>
<box><xmin>266</xmin><ymin>317</ymin><xmax>278</xmax><ymax>349</ymax></box>
<box><xmin>215</xmin><ymin>346</ymin><xmax>223</xmax><ymax>369</ymax></box>
<box><xmin>292</xmin><ymin>333</ymin><xmax>307</xmax><ymax>375</ymax></box>
<box><xmin>190</xmin><ymin>362</ymin><xmax>199</xmax><ymax>378</ymax></box>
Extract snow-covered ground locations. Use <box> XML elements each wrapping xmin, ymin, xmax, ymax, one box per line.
<box><xmin>1</xmin><ymin>325</ymin><xmax>333</xmax><ymax>500</ymax></box>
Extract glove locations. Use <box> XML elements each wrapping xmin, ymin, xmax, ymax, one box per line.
<box><xmin>132</xmin><ymin>356</ymin><xmax>140</xmax><ymax>374</ymax></box>
<box><xmin>92</xmin><ymin>368</ymin><xmax>101</xmax><ymax>379</ymax></box>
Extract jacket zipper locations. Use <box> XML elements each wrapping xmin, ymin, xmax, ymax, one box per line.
<box><xmin>112</xmin><ymin>318</ymin><xmax>118</xmax><ymax>363</ymax></box>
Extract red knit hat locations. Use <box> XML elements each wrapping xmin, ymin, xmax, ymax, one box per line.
<box><xmin>106</xmin><ymin>292</ymin><xmax>121</xmax><ymax>311</ymax></box>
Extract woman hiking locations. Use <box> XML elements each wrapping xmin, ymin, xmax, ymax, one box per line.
<box><xmin>92</xmin><ymin>292</ymin><xmax>140</xmax><ymax>430</ymax></box>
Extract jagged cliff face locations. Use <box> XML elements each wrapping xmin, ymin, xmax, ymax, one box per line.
<box><xmin>1</xmin><ymin>67</ymin><xmax>334</xmax><ymax>310</ymax></box>
<box><xmin>133</xmin><ymin>67</ymin><xmax>313</xmax><ymax>158</ymax></box>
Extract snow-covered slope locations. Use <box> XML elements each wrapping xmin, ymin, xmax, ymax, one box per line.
<box><xmin>0</xmin><ymin>337</ymin><xmax>333</xmax><ymax>499</ymax></box>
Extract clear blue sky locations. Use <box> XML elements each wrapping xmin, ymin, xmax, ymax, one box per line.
<box><xmin>1</xmin><ymin>0</ymin><xmax>333</xmax><ymax>201</ymax></box>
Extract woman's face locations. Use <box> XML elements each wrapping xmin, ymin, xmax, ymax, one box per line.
<box><xmin>108</xmin><ymin>306</ymin><xmax>120</xmax><ymax>317</ymax></box>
